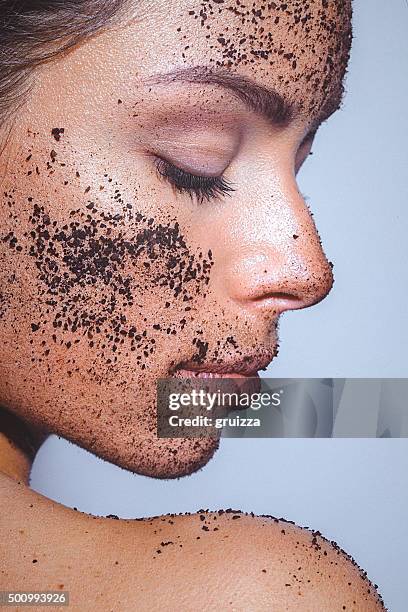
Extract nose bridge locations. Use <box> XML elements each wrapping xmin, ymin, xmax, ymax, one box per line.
<box><xmin>218</xmin><ymin>178</ymin><xmax>334</xmax><ymax>313</ymax></box>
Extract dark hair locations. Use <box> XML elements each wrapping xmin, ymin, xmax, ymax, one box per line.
<box><xmin>0</xmin><ymin>0</ymin><xmax>126</xmax><ymax>125</ymax></box>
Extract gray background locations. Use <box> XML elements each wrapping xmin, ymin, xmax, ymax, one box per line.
<box><xmin>30</xmin><ymin>2</ymin><xmax>408</xmax><ymax>611</ymax></box>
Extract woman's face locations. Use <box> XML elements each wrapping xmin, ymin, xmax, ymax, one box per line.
<box><xmin>0</xmin><ymin>0</ymin><xmax>351</xmax><ymax>477</ymax></box>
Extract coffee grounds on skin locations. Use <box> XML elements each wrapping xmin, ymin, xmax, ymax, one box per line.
<box><xmin>179</xmin><ymin>0</ymin><xmax>352</xmax><ymax>119</ymax></box>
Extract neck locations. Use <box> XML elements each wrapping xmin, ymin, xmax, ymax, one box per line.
<box><xmin>0</xmin><ymin>431</ymin><xmax>31</xmax><ymax>483</ymax></box>
<box><xmin>0</xmin><ymin>408</ymin><xmax>44</xmax><ymax>484</ymax></box>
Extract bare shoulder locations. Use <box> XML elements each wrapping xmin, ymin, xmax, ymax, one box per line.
<box><xmin>0</xmin><ymin>475</ymin><xmax>386</xmax><ymax>611</ymax></box>
<box><xmin>142</xmin><ymin>510</ymin><xmax>387</xmax><ymax>611</ymax></box>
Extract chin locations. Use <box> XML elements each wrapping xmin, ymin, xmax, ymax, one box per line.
<box><xmin>81</xmin><ymin>432</ymin><xmax>221</xmax><ymax>480</ymax></box>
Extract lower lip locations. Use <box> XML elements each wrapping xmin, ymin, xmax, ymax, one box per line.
<box><xmin>173</xmin><ymin>369</ymin><xmax>259</xmax><ymax>379</ymax></box>
<box><xmin>172</xmin><ymin>369</ymin><xmax>262</xmax><ymax>398</ymax></box>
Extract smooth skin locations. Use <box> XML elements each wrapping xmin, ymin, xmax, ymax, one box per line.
<box><xmin>0</xmin><ymin>1</ymin><xmax>386</xmax><ymax>609</ymax></box>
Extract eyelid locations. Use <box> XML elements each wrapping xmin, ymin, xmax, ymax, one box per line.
<box><xmin>148</xmin><ymin>147</ymin><xmax>231</xmax><ymax>178</ymax></box>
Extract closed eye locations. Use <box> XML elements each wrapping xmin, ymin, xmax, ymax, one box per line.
<box><xmin>155</xmin><ymin>157</ymin><xmax>235</xmax><ymax>204</ymax></box>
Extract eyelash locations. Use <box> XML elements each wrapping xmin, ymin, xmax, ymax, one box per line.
<box><xmin>155</xmin><ymin>158</ymin><xmax>235</xmax><ymax>203</ymax></box>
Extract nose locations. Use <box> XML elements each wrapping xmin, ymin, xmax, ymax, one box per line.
<box><xmin>217</xmin><ymin>178</ymin><xmax>334</xmax><ymax>316</ymax></box>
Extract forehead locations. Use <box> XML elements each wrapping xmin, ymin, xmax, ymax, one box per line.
<box><xmin>29</xmin><ymin>1</ymin><xmax>352</xmax><ymax>133</ymax></box>
<box><xmin>121</xmin><ymin>0</ymin><xmax>352</xmax><ymax>120</ymax></box>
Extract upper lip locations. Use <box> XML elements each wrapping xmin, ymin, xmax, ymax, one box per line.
<box><xmin>173</xmin><ymin>349</ymin><xmax>276</xmax><ymax>377</ymax></box>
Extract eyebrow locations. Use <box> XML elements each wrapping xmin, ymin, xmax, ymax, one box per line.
<box><xmin>145</xmin><ymin>66</ymin><xmax>293</xmax><ymax>125</ymax></box>
<box><xmin>144</xmin><ymin>65</ymin><xmax>343</xmax><ymax>133</ymax></box>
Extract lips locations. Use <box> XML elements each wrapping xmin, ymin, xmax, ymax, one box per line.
<box><xmin>173</xmin><ymin>350</ymin><xmax>276</xmax><ymax>378</ymax></box>
<box><xmin>173</xmin><ymin>369</ymin><xmax>257</xmax><ymax>379</ymax></box>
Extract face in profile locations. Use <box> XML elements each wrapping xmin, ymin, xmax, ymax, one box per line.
<box><xmin>0</xmin><ymin>1</ymin><xmax>351</xmax><ymax>478</ymax></box>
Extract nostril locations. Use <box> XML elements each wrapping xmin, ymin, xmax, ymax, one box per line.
<box><xmin>264</xmin><ymin>291</ymin><xmax>300</xmax><ymax>302</ymax></box>
<box><xmin>248</xmin><ymin>291</ymin><xmax>305</xmax><ymax>314</ymax></box>
<box><xmin>222</xmin><ymin>244</ymin><xmax>334</xmax><ymax>314</ymax></box>
<box><xmin>238</xmin><ymin>265</ymin><xmax>334</xmax><ymax>313</ymax></box>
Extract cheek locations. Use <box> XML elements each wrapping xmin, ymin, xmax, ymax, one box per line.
<box><xmin>0</xmin><ymin>142</ymin><xmax>215</xmax><ymax>383</ymax></box>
